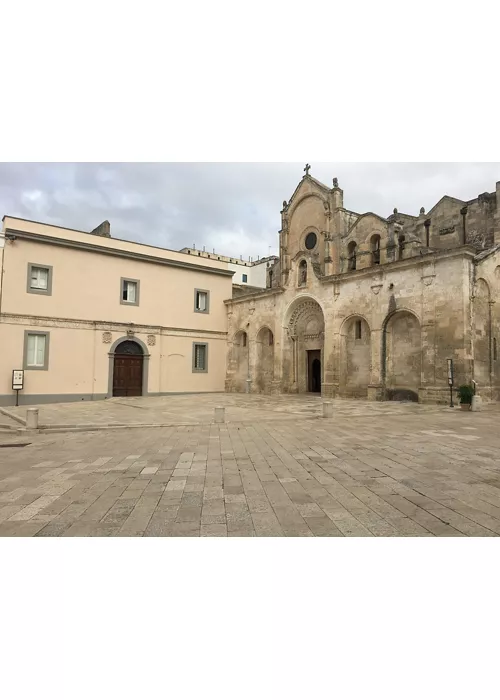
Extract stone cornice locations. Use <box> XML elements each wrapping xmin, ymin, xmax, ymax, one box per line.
<box><xmin>322</xmin><ymin>246</ymin><xmax>478</xmax><ymax>284</ymax></box>
<box><xmin>0</xmin><ymin>312</ymin><xmax>227</xmax><ymax>338</ymax></box>
<box><xmin>4</xmin><ymin>228</ymin><xmax>235</xmax><ymax>278</ymax></box>
<box><xmin>225</xmin><ymin>287</ymin><xmax>284</xmax><ymax>307</ymax></box>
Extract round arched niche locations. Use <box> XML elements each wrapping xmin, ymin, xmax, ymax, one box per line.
<box><xmin>383</xmin><ymin>310</ymin><xmax>421</xmax><ymax>401</ymax></box>
<box><xmin>340</xmin><ymin>316</ymin><xmax>371</xmax><ymax>398</ymax></box>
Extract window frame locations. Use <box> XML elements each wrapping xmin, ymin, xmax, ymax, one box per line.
<box><xmin>120</xmin><ymin>277</ymin><xmax>140</xmax><ymax>306</ymax></box>
<box><xmin>355</xmin><ymin>320</ymin><xmax>362</xmax><ymax>341</ymax></box>
<box><xmin>194</xmin><ymin>288</ymin><xmax>210</xmax><ymax>314</ymax></box>
<box><xmin>27</xmin><ymin>263</ymin><xmax>53</xmax><ymax>296</ymax></box>
<box><xmin>242</xmin><ymin>274</ymin><xmax>248</xmax><ymax>283</ymax></box>
<box><xmin>23</xmin><ymin>330</ymin><xmax>50</xmax><ymax>371</ymax></box>
<box><xmin>192</xmin><ymin>342</ymin><xmax>209</xmax><ymax>373</ymax></box>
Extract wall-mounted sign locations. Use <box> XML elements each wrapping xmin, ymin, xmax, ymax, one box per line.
<box><xmin>12</xmin><ymin>369</ymin><xmax>24</xmax><ymax>391</ymax></box>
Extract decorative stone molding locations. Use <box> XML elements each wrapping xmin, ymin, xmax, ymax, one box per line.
<box><xmin>126</xmin><ymin>329</ymin><xmax>135</xmax><ymax>337</ymax></box>
<box><xmin>102</xmin><ymin>331</ymin><xmax>112</xmax><ymax>344</ymax></box>
<box><xmin>147</xmin><ymin>335</ymin><xmax>156</xmax><ymax>346</ymax></box>
<box><xmin>371</xmin><ymin>284</ymin><xmax>383</xmax><ymax>295</ymax></box>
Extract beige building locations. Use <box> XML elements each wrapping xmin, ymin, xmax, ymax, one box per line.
<box><xmin>0</xmin><ymin>216</ymin><xmax>233</xmax><ymax>406</ymax></box>
<box><xmin>225</xmin><ymin>169</ymin><xmax>500</xmax><ymax>404</ymax></box>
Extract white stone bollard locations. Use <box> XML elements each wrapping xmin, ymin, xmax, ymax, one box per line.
<box><xmin>26</xmin><ymin>408</ymin><xmax>39</xmax><ymax>430</ymax></box>
<box><xmin>323</xmin><ymin>402</ymin><xmax>333</xmax><ymax>419</ymax></box>
<box><xmin>214</xmin><ymin>406</ymin><xmax>225</xmax><ymax>424</ymax></box>
<box><xmin>471</xmin><ymin>395</ymin><xmax>482</xmax><ymax>412</ymax></box>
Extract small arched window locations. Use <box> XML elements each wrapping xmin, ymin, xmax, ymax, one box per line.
<box><xmin>242</xmin><ymin>332</ymin><xmax>247</xmax><ymax>348</ymax></box>
<box><xmin>268</xmin><ymin>331</ymin><xmax>274</xmax><ymax>346</ymax></box>
<box><xmin>268</xmin><ymin>270</ymin><xmax>273</xmax><ymax>288</ymax></box>
<box><xmin>348</xmin><ymin>242</ymin><xmax>357</xmax><ymax>271</ymax></box>
<box><xmin>371</xmin><ymin>235</ymin><xmax>381</xmax><ymax>265</ymax></box>
<box><xmin>398</xmin><ymin>235</ymin><xmax>406</xmax><ymax>260</ymax></box>
<box><xmin>298</xmin><ymin>260</ymin><xmax>308</xmax><ymax>286</ymax></box>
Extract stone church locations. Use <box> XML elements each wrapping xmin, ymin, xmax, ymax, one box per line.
<box><xmin>225</xmin><ymin>166</ymin><xmax>500</xmax><ymax>404</ymax></box>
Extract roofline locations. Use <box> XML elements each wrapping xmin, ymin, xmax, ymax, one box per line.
<box><xmin>3</xmin><ymin>228</ymin><xmax>235</xmax><ymax>278</ymax></box>
<box><xmin>2</xmin><ymin>214</ymin><xmax>217</xmax><ymax>263</ymax></box>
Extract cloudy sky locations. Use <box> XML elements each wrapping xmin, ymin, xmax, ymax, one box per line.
<box><xmin>1</xmin><ymin>163</ymin><xmax>499</xmax><ymax>260</ymax></box>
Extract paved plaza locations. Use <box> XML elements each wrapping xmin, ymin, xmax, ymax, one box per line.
<box><xmin>1</xmin><ymin>394</ymin><xmax>500</xmax><ymax>537</ymax></box>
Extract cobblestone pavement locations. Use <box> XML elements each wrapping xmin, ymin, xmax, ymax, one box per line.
<box><xmin>1</xmin><ymin>395</ymin><xmax>500</xmax><ymax>537</ymax></box>
<box><xmin>0</xmin><ymin>392</ymin><xmax>484</xmax><ymax>430</ymax></box>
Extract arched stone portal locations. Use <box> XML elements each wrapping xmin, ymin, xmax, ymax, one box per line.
<box><xmin>383</xmin><ymin>310</ymin><xmax>421</xmax><ymax>401</ymax></box>
<box><xmin>283</xmin><ymin>298</ymin><xmax>325</xmax><ymax>394</ymax></box>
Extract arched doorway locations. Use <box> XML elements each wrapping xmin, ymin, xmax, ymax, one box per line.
<box><xmin>112</xmin><ymin>340</ymin><xmax>144</xmax><ymax>397</ymax></box>
<box><xmin>383</xmin><ymin>310</ymin><xmax>421</xmax><ymax>401</ymax></box>
<box><xmin>283</xmin><ymin>297</ymin><xmax>325</xmax><ymax>394</ymax></box>
<box><xmin>309</xmin><ymin>356</ymin><xmax>321</xmax><ymax>393</ymax></box>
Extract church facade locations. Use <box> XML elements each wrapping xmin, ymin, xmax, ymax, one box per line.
<box><xmin>225</xmin><ymin>168</ymin><xmax>500</xmax><ymax>404</ymax></box>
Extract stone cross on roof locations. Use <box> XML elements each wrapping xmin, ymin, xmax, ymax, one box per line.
<box><xmin>304</xmin><ymin>163</ymin><xmax>311</xmax><ymax>176</ymax></box>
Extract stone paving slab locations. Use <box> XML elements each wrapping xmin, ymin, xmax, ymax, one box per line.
<box><xmin>2</xmin><ymin>393</ymin><xmax>489</xmax><ymax>433</ymax></box>
<box><xmin>1</xmin><ymin>396</ymin><xmax>500</xmax><ymax>537</ymax></box>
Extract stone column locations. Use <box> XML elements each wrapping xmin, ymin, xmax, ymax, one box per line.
<box><xmin>322</xmin><ymin>325</ymin><xmax>338</xmax><ymax>399</ymax></box>
<box><xmin>367</xmin><ymin>327</ymin><xmax>384</xmax><ymax>401</ymax></box>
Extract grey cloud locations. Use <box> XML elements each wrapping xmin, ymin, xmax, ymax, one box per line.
<box><xmin>1</xmin><ymin>163</ymin><xmax>499</xmax><ymax>259</ymax></box>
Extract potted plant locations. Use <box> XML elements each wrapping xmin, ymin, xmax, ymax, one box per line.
<box><xmin>457</xmin><ymin>384</ymin><xmax>474</xmax><ymax>411</ymax></box>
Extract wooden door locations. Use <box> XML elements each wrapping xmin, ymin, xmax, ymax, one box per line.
<box><xmin>113</xmin><ymin>354</ymin><xmax>143</xmax><ymax>397</ymax></box>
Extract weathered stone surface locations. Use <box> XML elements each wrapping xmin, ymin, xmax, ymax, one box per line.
<box><xmin>225</xmin><ymin>173</ymin><xmax>500</xmax><ymax>404</ymax></box>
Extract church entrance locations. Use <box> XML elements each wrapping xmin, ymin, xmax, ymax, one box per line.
<box><xmin>307</xmin><ymin>350</ymin><xmax>322</xmax><ymax>393</ymax></box>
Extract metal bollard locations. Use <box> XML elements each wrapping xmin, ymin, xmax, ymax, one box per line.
<box><xmin>26</xmin><ymin>408</ymin><xmax>39</xmax><ymax>430</ymax></box>
<box><xmin>323</xmin><ymin>402</ymin><xmax>333</xmax><ymax>419</ymax></box>
<box><xmin>214</xmin><ymin>406</ymin><xmax>225</xmax><ymax>424</ymax></box>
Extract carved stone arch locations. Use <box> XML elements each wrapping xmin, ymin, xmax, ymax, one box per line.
<box><xmin>282</xmin><ymin>296</ymin><xmax>325</xmax><ymax>394</ymax></box>
<box><xmin>287</xmin><ymin>192</ymin><xmax>328</xmax><ymax>223</ymax></box>
<box><xmin>286</xmin><ymin>297</ymin><xmax>325</xmax><ymax>338</ymax></box>
<box><xmin>340</xmin><ymin>314</ymin><xmax>372</xmax><ymax>398</ymax></box>
<box><xmin>340</xmin><ymin>313</ymin><xmax>371</xmax><ymax>336</ymax></box>
<box><xmin>382</xmin><ymin>309</ymin><xmax>422</xmax><ymax>402</ymax></box>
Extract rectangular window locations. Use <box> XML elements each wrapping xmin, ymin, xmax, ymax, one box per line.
<box><xmin>193</xmin><ymin>343</ymin><xmax>208</xmax><ymax>372</ymax></box>
<box><xmin>24</xmin><ymin>332</ymin><xmax>49</xmax><ymax>370</ymax></box>
<box><xmin>355</xmin><ymin>320</ymin><xmax>362</xmax><ymax>340</ymax></box>
<box><xmin>120</xmin><ymin>278</ymin><xmax>140</xmax><ymax>306</ymax></box>
<box><xmin>242</xmin><ymin>274</ymin><xmax>248</xmax><ymax>283</ymax></box>
<box><xmin>27</xmin><ymin>263</ymin><xmax>53</xmax><ymax>295</ymax></box>
<box><xmin>194</xmin><ymin>289</ymin><xmax>210</xmax><ymax>314</ymax></box>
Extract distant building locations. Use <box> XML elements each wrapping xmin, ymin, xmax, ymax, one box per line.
<box><xmin>179</xmin><ymin>247</ymin><xmax>278</xmax><ymax>289</ymax></box>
